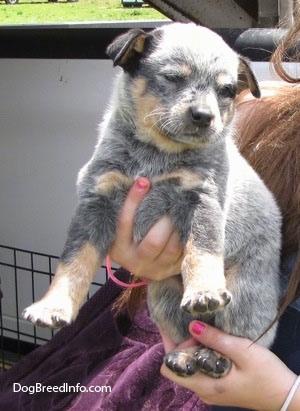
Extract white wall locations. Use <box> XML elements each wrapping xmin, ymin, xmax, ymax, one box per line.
<box><xmin>0</xmin><ymin>59</ymin><xmax>118</xmax><ymax>342</ymax></box>
<box><xmin>0</xmin><ymin>59</ymin><xmax>115</xmax><ymax>256</ymax></box>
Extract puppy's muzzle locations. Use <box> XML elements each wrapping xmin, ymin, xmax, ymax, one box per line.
<box><xmin>189</xmin><ymin>106</ymin><xmax>214</xmax><ymax>128</ymax></box>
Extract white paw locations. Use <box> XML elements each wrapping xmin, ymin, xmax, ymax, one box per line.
<box><xmin>22</xmin><ymin>299</ymin><xmax>77</xmax><ymax>329</ymax></box>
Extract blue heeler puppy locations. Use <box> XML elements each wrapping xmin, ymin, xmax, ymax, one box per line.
<box><xmin>23</xmin><ymin>23</ymin><xmax>281</xmax><ymax>378</ymax></box>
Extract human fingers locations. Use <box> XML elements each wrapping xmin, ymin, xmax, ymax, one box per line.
<box><xmin>109</xmin><ymin>177</ymin><xmax>151</xmax><ymax>259</ymax></box>
<box><xmin>117</xmin><ymin>177</ymin><xmax>151</xmax><ymax>243</ymax></box>
<box><xmin>135</xmin><ymin>217</ymin><xmax>183</xmax><ymax>279</ymax></box>
<box><xmin>188</xmin><ymin>321</ymin><xmax>253</xmax><ymax>365</ymax></box>
<box><xmin>147</xmin><ymin>223</ymin><xmax>183</xmax><ymax>276</ymax></box>
<box><xmin>110</xmin><ymin>177</ymin><xmax>182</xmax><ymax>280</ymax></box>
<box><xmin>160</xmin><ymin>364</ymin><xmax>296</xmax><ymax>410</ymax></box>
<box><xmin>160</xmin><ymin>321</ymin><xmax>245</xmax><ymax>395</ymax></box>
<box><xmin>159</xmin><ymin>323</ymin><xmax>234</xmax><ymax>405</ymax></box>
<box><xmin>112</xmin><ymin>216</ymin><xmax>182</xmax><ymax>280</ymax></box>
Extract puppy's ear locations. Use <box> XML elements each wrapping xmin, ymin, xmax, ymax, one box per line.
<box><xmin>106</xmin><ymin>29</ymin><xmax>148</xmax><ymax>70</ymax></box>
<box><xmin>238</xmin><ymin>57</ymin><xmax>261</xmax><ymax>98</ymax></box>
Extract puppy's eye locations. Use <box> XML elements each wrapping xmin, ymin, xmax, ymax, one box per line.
<box><xmin>218</xmin><ymin>84</ymin><xmax>237</xmax><ymax>98</ymax></box>
<box><xmin>163</xmin><ymin>73</ymin><xmax>184</xmax><ymax>83</ymax></box>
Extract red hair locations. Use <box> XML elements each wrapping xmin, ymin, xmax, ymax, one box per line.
<box><xmin>236</xmin><ymin>85</ymin><xmax>300</xmax><ymax>316</ymax></box>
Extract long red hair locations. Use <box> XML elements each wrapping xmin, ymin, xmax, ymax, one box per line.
<box><xmin>236</xmin><ymin>85</ymin><xmax>300</xmax><ymax>317</ymax></box>
<box><xmin>236</xmin><ymin>11</ymin><xmax>300</xmax><ymax>316</ymax></box>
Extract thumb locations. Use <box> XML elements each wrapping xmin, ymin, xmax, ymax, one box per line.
<box><xmin>189</xmin><ymin>321</ymin><xmax>253</xmax><ymax>364</ymax></box>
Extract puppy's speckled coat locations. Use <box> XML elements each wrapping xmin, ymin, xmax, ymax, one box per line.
<box><xmin>23</xmin><ymin>23</ymin><xmax>281</xmax><ymax>378</ymax></box>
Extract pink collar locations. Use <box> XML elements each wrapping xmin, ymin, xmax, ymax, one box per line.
<box><xmin>106</xmin><ymin>256</ymin><xmax>149</xmax><ymax>288</ymax></box>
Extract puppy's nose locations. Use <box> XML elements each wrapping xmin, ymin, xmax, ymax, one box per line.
<box><xmin>189</xmin><ymin>106</ymin><xmax>213</xmax><ymax>127</ymax></box>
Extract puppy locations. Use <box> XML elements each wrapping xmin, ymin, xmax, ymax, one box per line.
<box><xmin>23</xmin><ymin>23</ymin><xmax>281</xmax><ymax>378</ymax></box>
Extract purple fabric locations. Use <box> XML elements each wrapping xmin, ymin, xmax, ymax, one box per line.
<box><xmin>0</xmin><ymin>269</ymin><xmax>207</xmax><ymax>411</ymax></box>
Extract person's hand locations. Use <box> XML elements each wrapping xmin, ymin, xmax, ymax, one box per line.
<box><xmin>160</xmin><ymin>321</ymin><xmax>299</xmax><ymax>410</ymax></box>
<box><xmin>109</xmin><ymin>177</ymin><xmax>183</xmax><ymax>280</ymax></box>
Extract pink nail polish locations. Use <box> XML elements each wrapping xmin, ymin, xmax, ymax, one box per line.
<box><xmin>191</xmin><ymin>321</ymin><xmax>206</xmax><ymax>335</ymax></box>
<box><xmin>136</xmin><ymin>178</ymin><xmax>149</xmax><ymax>190</ymax></box>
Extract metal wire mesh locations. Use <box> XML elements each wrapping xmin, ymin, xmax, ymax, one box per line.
<box><xmin>0</xmin><ymin>244</ymin><xmax>108</xmax><ymax>372</ymax></box>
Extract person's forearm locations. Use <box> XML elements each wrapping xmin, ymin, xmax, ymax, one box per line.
<box><xmin>288</xmin><ymin>392</ymin><xmax>300</xmax><ymax>411</ymax></box>
<box><xmin>281</xmin><ymin>378</ymin><xmax>300</xmax><ymax>411</ymax></box>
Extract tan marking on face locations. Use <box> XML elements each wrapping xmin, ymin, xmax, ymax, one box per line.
<box><xmin>180</xmin><ymin>64</ymin><xmax>192</xmax><ymax>77</ymax></box>
<box><xmin>215</xmin><ymin>74</ymin><xmax>236</xmax><ymax>126</ymax></box>
<box><xmin>95</xmin><ymin>171</ymin><xmax>133</xmax><ymax>194</ymax></box>
<box><xmin>216</xmin><ymin>73</ymin><xmax>231</xmax><ymax>85</ymax></box>
<box><xmin>152</xmin><ymin>169</ymin><xmax>203</xmax><ymax>190</ymax></box>
<box><xmin>131</xmin><ymin>77</ymin><xmax>192</xmax><ymax>153</ymax></box>
<box><xmin>181</xmin><ymin>239</ymin><xmax>225</xmax><ymax>291</ymax></box>
<box><xmin>221</xmin><ymin>100</ymin><xmax>235</xmax><ymax>125</ymax></box>
<box><xmin>132</xmin><ymin>76</ymin><xmax>147</xmax><ymax>97</ymax></box>
<box><xmin>43</xmin><ymin>243</ymin><xmax>101</xmax><ymax>311</ymax></box>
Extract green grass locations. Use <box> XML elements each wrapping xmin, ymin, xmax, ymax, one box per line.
<box><xmin>0</xmin><ymin>0</ymin><xmax>168</xmax><ymax>24</ymax></box>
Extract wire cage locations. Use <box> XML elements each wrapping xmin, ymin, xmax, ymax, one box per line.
<box><xmin>0</xmin><ymin>244</ymin><xmax>109</xmax><ymax>372</ymax></box>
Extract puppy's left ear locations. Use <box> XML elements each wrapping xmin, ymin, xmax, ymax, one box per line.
<box><xmin>106</xmin><ymin>29</ymin><xmax>148</xmax><ymax>70</ymax></box>
<box><xmin>238</xmin><ymin>57</ymin><xmax>261</xmax><ymax>98</ymax></box>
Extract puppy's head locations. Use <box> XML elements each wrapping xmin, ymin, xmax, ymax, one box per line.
<box><xmin>107</xmin><ymin>23</ymin><xmax>260</xmax><ymax>152</ymax></box>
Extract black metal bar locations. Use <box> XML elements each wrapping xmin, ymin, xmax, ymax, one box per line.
<box><xmin>1</xmin><ymin>327</ymin><xmax>49</xmax><ymax>343</ymax></box>
<box><xmin>0</xmin><ymin>283</ymin><xmax>4</xmax><ymax>371</ymax></box>
<box><xmin>0</xmin><ymin>244</ymin><xmax>58</xmax><ymax>260</ymax></box>
<box><xmin>0</xmin><ymin>261</ymin><xmax>107</xmax><ymax>286</ymax></box>
<box><xmin>30</xmin><ymin>252</ymin><xmax>38</xmax><ymax>346</ymax></box>
<box><xmin>0</xmin><ymin>261</ymin><xmax>57</xmax><ymax>277</ymax></box>
<box><xmin>48</xmin><ymin>257</ymin><xmax>55</xmax><ymax>340</ymax></box>
<box><xmin>14</xmin><ymin>249</ymin><xmax>23</xmax><ymax>361</ymax></box>
<box><xmin>0</xmin><ymin>24</ymin><xmax>289</xmax><ymax>61</ymax></box>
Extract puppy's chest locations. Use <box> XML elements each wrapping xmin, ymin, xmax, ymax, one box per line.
<box><xmin>124</xmin><ymin>144</ymin><xmax>200</xmax><ymax>180</ymax></box>
<box><xmin>129</xmin><ymin>157</ymin><xmax>169</xmax><ymax>179</ymax></box>
<box><xmin>124</xmin><ymin>152</ymin><xmax>203</xmax><ymax>194</ymax></box>
<box><xmin>98</xmin><ymin>137</ymin><xmax>227</xmax><ymax>198</ymax></box>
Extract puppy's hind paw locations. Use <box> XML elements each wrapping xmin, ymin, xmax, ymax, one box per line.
<box><xmin>164</xmin><ymin>346</ymin><xmax>231</xmax><ymax>378</ymax></box>
<box><xmin>164</xmin><ymin>349</ymin><xmax>198</xmax><ymax>377</ymax></box>
<box><xmin>22</xmin><ymin>300</ymin><xmax>76</xmax><ymax>329</ymax></box>
<box><xmin>195</xmin><ymin>347</ymin><xmax>231</xmax><ymax>378</ymax></box>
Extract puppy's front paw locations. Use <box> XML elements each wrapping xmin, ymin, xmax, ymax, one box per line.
<box><xmin>181</xmin><ymin>288</ymin><xmax>231</xmax><ymax>314</ymax></box>
<box><xmin>22</xmin><ymin>299</ymin><xmax>76</xmax><ymax>329</ymax></box>
<box><xmin>164</xmin><ymin>346</ymin><xmax>231</xmax><ymax>378</ymax></box>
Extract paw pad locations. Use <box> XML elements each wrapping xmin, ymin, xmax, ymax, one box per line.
<box><xmin>181</xmin><ymin>289</ymin><xmax>232</xmax><ymax>314</ymax></box>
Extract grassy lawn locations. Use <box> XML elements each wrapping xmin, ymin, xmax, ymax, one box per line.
<box><xmin>0</xmin><ymin>0</ymin><xmax>168</xmax><ymax>24</ymax></box>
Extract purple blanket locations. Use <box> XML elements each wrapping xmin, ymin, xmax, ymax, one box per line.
<box><xmin>0</xmin><ymin>269</ymin><xmax>207</xmax><ymax>410</ymax></box>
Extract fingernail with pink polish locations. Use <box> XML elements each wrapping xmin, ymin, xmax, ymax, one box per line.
<box><xmin>136</xmin><ymin>178</ymin><xmax>149</xmax><ymax>191</ymax></box>
<box><xmin>191</xmin><ymin>321</ymin><xmax>206</xmax><ymax>335</ymax></box>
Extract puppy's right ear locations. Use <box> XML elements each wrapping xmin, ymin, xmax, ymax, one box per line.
<box><xmin>106</xmin><ymin>29</ymin><xmax>148</xmax><ymax>69</ymax></box>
